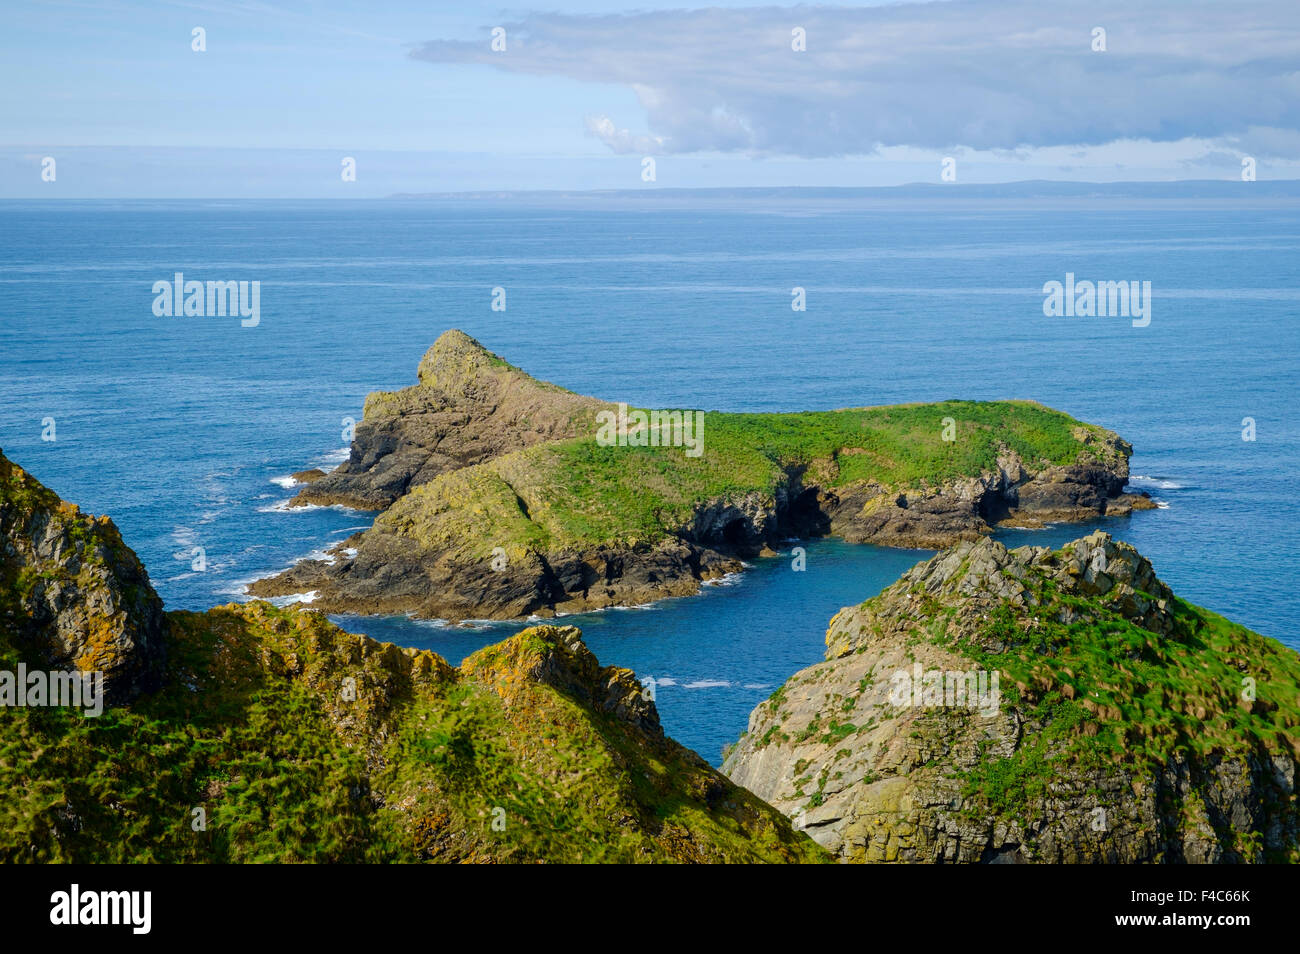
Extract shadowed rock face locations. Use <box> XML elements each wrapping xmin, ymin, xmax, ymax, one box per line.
<box><xmin>253</xmin><ymin>331</ymin><xmax>1154</xmax><ymax>622</ymax></box>
<box><xmin>291</xmin><ymin>330</ymin><xmax>610</xmax><ymax>510</ymax></box>
<box><xmin>818</xmin><ymin>446</ymin><xmax>1151</xmax><ymax>550</ymax></box>
<box><xmin>723</xmin><ymin>533</ymin><xmax>1300</xmax><ymax>864</ymax></box>
<box><xmin>0</xmin><ymin>450</ymin><xmax>166</xmax><ymax>702</ymax></box>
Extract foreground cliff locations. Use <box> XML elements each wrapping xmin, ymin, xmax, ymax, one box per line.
<box><xmin>0</xmin><ymin>450</ymin><xmax>823</xmax><ymax>863</ymax></box>
<box><xmin>252</xmin><ymin>329</ymin><xmax>1152</xmax><ymax>621</ymax></box>
<box><xmin>723</xmin><ymin>533</ymin><xmax>1300</xmax><ymax>863</ymax></box>
<box><xmin>1</xmin><ymin>453</ymin><xmax>165</xmax><ymax>701</ymax></box>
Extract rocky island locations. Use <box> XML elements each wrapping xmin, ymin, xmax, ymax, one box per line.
<box><xmin>250</xmin><ymin>330</ymin><xmax>1154</xmax><ymax>621</ymax></box>
<box><xmin>0</xmin><ymin>450</ymin><xmax>825</xmax><ymax>862</ymax></box>
<box><xmin>723</xmin><ymin>533</ymin><xmax>1300</xmax><ymax>863</ymax></box>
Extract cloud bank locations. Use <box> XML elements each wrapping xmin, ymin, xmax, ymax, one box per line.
<box><xmin>411</xmin><ymin>0</ymin><xmax>1300</xmax><ymax>158</ymax></box>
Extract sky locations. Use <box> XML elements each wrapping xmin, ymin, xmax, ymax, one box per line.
<box><xmin>2</xmin><ymin>0</ymin><xmax>1299</xmax><ymax>196</ymax></box>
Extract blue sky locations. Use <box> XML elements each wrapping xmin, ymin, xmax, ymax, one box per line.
<box><xmin>3</xmin><ymin>0</ymin><xmax>1299</xmax><ymax>196</ymax></box>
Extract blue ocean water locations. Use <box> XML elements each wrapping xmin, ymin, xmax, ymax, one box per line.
<box><xmin>1</xmin><ymin>198</ymin><xmax>1297</xmax><ymax>764</ymax></box>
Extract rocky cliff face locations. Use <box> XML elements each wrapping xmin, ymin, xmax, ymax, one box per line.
<box><xmin>0</xmin><ymin>448</ymin><xmax>822</xmax><ymax>863</ymax></box>
<box><xmin>253</xmin><ymin>332</ymin><xmax>1152</xmax><ymax>622</ymax></box>
<box><xmin>290</xmin><ymin>330</ymin><xmax>609</xmax><ymax>510</ymax></box>
<box><xmin>723</xmin><ymin>533</ymin><xmax>1299</xmax><ymax>863</ymax></box>
<box><xmin>0</xmin><ymin>450</ymin><xmax>166</xmax><ymax>701</ymax></box>
<box><xmin>813</xmin><ymin>442</ymin><xmax>1150</xmax><ymax>550</ymax></box>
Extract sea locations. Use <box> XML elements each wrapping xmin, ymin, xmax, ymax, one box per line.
<box><xmin>2</xmin><ymin>196</ymin><xmax>1297</xmax><ymax>764</ymax></box>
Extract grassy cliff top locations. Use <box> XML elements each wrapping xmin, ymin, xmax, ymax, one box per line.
<box><xmin>361</xmin><ymin>328</ymin><xmax>600</xmax><ymax>424</ymax></box>
<box><xmin>375</xmin><ymin>396</ymin><xmax>1124</xmax><ymax>558</ymax></box>
<box><xmin>0</xmin><ymin>447</ymin><xmax>824</xmax><ymax>863</ymax></box>
<box><xmin>833</xmin><ymin>532</ymin><xmax>1300</xmax><ymax>767</ymax></box>
<box><xmin>856</xmin><ymin>535</ymin><xmax>1297</xmax><ymax>856</ymax></box>
<box><xmin>725</xmin><ymin>532</ymin><xmax>1300</xmax><ymax>862</ymax></box>
<box><xmin>0</xmin><ymin>601</ymin><xmax>825</xmax><ymax>863</ymax></box>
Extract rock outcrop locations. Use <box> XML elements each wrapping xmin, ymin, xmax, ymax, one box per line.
<box><xmin>723</xmin><ymin>532</ymin><xmax>1299</xmax><ymax>863</ymax></box>
<box><xmin>0</xmin><ymin>449</ymin><xmax>822</xmax><ymax>863</ymax></box>
<box><xmin>818</xmin><ymin>444</ymin><xmax>1150</xmax><ymax>549</ymax></box>
<box><xmin>0</xmin><ymin>450</ymin><xmax>166</xmax><ymax>701</ymax></box>
<box><xmin>291</xmin><ymin>330</ymin><xmax>609</xmax><ymax>510</ymax></box>
<box><xmin>253</xmin><ymin>331</ymin><xmax>1153</xmax><ymax>621</ymax></box>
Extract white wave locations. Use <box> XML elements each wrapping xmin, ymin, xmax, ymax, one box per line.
<box><xmin>350</xmin><ymin>613</ymin><xmax>454</xmax><ymax>629</ymax></box>
<box><xmin>215</xmin><ymin>573</ymin><xmax>263</xmax><ymax>597</ymax></box>
<box><xmin>267</xmin><ymin>591</ymin><xmax>318</xmax><ymax>607</ymax></box>
<box><xmin>683</xmin><ymin>679</ymin><xmax>732</xmax><ymax>689</ymax></box>
<box><xmin>295</xmin><ymin>548</ymin><xmax>336</xmax><ymax>565</ymax></box>
<box><xmin>742</xmin><ymin>683</ymin><xmax>771</xmax><ymax>690</ymax></box>
<box><xmin>703</xmin><ymin>570</ymin><xmax>745</xmax><ymax>587</ymax></box>
<box><xmin>655</xmin><ymin>677</ymin><xmax>678</xmax><ymax>687</ymax></box>
<box><xmin>1155</xmin><ymin>501</ymin><xmax>1171</xmax><ymax>510</ymax></box>
<box><xmin>1127</xmin><ymin>475</ymin><xmax>1183</xmax><ymax>490</ymax></box>
<box><xmin>270</xmin><ymin>474</ymin><xmax>299</xmax><ymax>489</ymax></box>
<box><xmin>611</xmin><ymin>600</ymin><xmax>664</xmax><ymax>611</ymax></box>
<box><xmin>257</xmin><ymin>499</ymin><xmax>363</xmax><ymax>514</ymax></box>
<box><xmin>320</xmin><ymin>447</ymin><xmax>350</xmax><ymax>470</ymax></box>
<box><xmin>406</xmin><ymin>616</ymin><xmax>453</xmax><ymax>628</ymax></box>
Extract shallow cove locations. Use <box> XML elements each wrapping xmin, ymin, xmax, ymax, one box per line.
<box><xmin>331</xmin><ymin>513</ymin><xmax>1151</xmax><ymax>765</ymax></box>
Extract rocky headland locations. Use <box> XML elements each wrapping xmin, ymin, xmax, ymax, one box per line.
<box><xmin>288</xmin><ymin>329</ymin><xmax>610</xmax><ymax>510</ymax></box>
<box><xmin>250</xmin><ymin>330</ymin><xmax>1154</xmax><ymax>621</ymax></box>
<box><xmin>722</xmin><ymin>532</ymin><xmax>1300</xmax><ymax>863</ymax></box>
<box><xmin>0</xmin><ymin>449</ymin><xmax>824</xmax><ymax>863</ymax></box>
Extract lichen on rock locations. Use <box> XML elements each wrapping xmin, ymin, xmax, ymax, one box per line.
<box><xmin>0</xmin><ymin>450</ymin><xmax>166</xmax><ymax>701</ymax></box>
<box><xmin>724</xmin><ymin>532</ymin><xmax>1300</xmax><ymax>863</ymax></box>
<box><xmin>0</xmin><ymin>448</ymin><xmax>824</xmax><ymax>863</ymax></box>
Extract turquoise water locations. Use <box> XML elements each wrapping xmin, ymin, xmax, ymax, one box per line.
<box><xmin>1</xmin><ymin>198</ymin><xmax>1296</xmax><ymax>763</ymax></box>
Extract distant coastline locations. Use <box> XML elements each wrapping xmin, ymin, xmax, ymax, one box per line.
<box><xmin>389</xmin><ymin>178</ymin><xmax>1300</xmax><ymax>206</ymax></box>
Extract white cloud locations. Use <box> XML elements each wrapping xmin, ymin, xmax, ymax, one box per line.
<box><xmin>584</xmin><ymin>114</ymin><xmax>664</xmax><ymax>154</ymax></box>
<box><xmin>411</xmin><ymin>1</ymin><xmax>1300</xmax><ymax>160</ymax></box>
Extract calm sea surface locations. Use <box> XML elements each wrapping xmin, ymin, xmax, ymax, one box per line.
<box><xmin>2</xmin><ymin>199</ymin><xmax>1296</xmax><ymax>763</ymax></box>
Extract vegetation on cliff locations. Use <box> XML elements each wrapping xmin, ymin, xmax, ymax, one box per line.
<box><xmin>254</xmin><ymin>330</ymin><xmax>1150</xmax><ymax>621</ymax></box>
<box><xmin>421</xmin><ymin>399</ymin><xmax>1117</xmax><ymax>554</ymax></box>
<box><xmin>723</xmin><ymin>533</ymin><xmax>1300</xmax><ymax>863</ymax></box>
<box><xmin>0</xmin><ymin>450</ymin><xmax>825</xmax><ymax>863</ymax></box>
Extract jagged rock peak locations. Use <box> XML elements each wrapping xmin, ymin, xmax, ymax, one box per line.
<box><xmin>461</xmin><ymin>624</ymin><xmax>662</xmax><ymax>736</ymax></box>
<box><xmin>417</xmin><ymin>329</ymin><xmax>501</xmax><ymax>387</ymax></box>
<box><xmin>893</xmin><ymin>531</ymin><xmax>1175</xmax><ymax>641</ymax></box>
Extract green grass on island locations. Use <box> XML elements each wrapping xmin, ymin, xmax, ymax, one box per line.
<box><xmin>376</xmin><ymin>399</ymin><xmax>1121</xmax><ymax>559</ymax></box>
